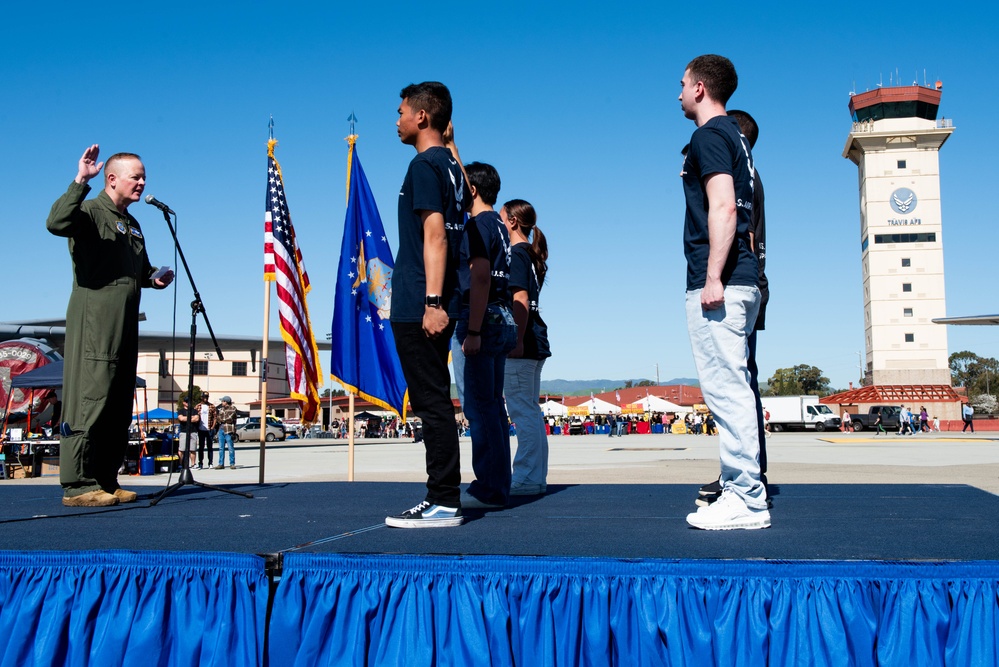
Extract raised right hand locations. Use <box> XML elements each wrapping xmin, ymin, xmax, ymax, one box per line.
<box><xmin>75</xmin><ymin>144</ymin><xmax>104</xmax><ymax>184</ymax></box>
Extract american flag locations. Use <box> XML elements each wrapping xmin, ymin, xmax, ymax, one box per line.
<box><xmin>263</xmin><ymin>139</ymin><xmax>322</xmax><ymax>423</ymax></box>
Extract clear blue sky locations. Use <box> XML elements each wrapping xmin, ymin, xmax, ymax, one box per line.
<box><xmin>5</xmin><ymin>1</ymin><xmax>998</xmax><ymax>392</ymax></box>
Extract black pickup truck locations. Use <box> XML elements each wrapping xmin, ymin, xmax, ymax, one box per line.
<box><xmin>850</xmin><ymin>405</ymin><xmax>902</xmax><ymax>432</ymax></box>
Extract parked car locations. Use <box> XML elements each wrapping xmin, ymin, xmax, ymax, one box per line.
<box><xmin>568</xmin><ymin>417</ymin><xmax>585</xmax><ymax>435</ymax></box>
<box><xmin>850</xmin><ymin>405</ymin><xmax>902</xmax><ymax>432</ymax></box>
<box><xmin>233</xmin><ymin>417</ymin><xmax>286</xmax><ymax>442</ymax></box>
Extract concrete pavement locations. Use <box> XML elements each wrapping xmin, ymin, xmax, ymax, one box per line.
<box><xmin>9</xmin><ymin>429</ymin><xmax>999</xmax><ymax>496</ymax></box>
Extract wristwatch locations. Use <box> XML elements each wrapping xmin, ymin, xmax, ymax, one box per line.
<box><xmin>424</xmin><ymin>294</ymin><xmax>442</xmax><ymax>308</ymax></box>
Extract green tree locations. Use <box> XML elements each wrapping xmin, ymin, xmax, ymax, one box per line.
<box><xmin>623</xmin><ymin>380</ymin><xmax>634</xmax><ymax>389</ymax></box>
<box><xmin>177</xmin><ymin>385</ymin><xmax>204</xmax><ymax>412</ymax></box>
<box><xmin>950</xmin><ymin>351</ymin><xmax>978</xmax><ymax>388</ymax></box>
<box><xmin>637</xmin><ymin>379</ymin><xmax>656</xmax><ymax>387</ymax></box>
<box><xmin>950</xmin><ymin>351</ymin><xmax>999</xmax><ymax>397</ymax></box>
<box><xmin>767</xmin><ymin>365</ymin><xmax>830</xmax><ymax>396</ymax></box>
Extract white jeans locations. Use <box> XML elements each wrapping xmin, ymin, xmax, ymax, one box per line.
<box><xmin>505</xmin><ymin>358</ymin><xmax>548</xmax><ymax>486</ymax></box>
<box><xmin>685</xmin><ymin>286</ymin><xmax>765</xmax><ymax>509</ymax></box>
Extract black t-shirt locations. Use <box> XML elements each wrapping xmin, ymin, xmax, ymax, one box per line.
<box><xmin>681</xmin><ymin>115</ymin><xmax>758</xmax><ymax>291</ymax></box>
<box><xmin>752</xmin><ymin>170</ymin><xmax>768</xmax><ymax>330</ymax></box>
<box><xmin>508</xmin><ymin>242</ymin><xmax>551</xmax><ymax>359</ymax></box>
<box><xmin>177</xmin><ymin>407</ymin><xmax>199</xmax><ymax>434</ymax></box>
<box><xmin>392</xmin><ymin>146</ymin><xmax>471</xmax><ymax>322</ymax></box>
<box><xmin>458</xmin><ymin>210</ymin><xmax>511</xmax><ymax>309</ymax></box>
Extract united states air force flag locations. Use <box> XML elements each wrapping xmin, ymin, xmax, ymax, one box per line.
<box><xmin>330</xmin><ymin>136</ymin><xmax>408</xmax><ymax>417</ymax></box>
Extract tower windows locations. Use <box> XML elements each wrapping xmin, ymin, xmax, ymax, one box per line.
<box><xmin>901</xmin><ymin>258</ymin><xmax>911</xmax><ymax>267</ymax></box>
<box><xmin>904</xmin><ymin>308</ymin><xmax>913</xmax><ymax>317</ymax></box>
<box><xmin>902</xmin><ymin>283</ymin><xmax>912</xmax><ymax>292</ymax></box>
<box><xmin>904</xmin><ymin>333</ymin><xmax>915</xmax><ymax>343</ymax></box>
<box><xmin>874</xmin><ymin>232</ymin><xmax>936</xmax><ymax>244</ymax></box>
<box><xmin>897</xmin><ymin>160</ymin><xmax>907</xmax><ymax>169</ymax></box>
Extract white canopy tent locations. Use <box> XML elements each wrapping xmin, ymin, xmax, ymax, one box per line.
<box><xmin>576</xmin><ymin>397</ymin><xmax>621</xmax><ymax>415</ymax></box>
<box><xmin>541</xmin><ymin>400</ymin><xmax>568</xmax><ymax>417</ymax></box>
<box><xmin>636</xmin><ymin>395</ymin><xmax>689</xmax><ymax>413</ymax></box>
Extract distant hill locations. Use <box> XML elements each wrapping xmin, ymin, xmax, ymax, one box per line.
<box><xmin>540</xmin><ymin>378</ymin><xmax>699</xmax><ymax>396</ymax></box>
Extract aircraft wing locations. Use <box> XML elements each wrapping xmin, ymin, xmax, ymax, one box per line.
<box><xmin>932</xmin><ymin>315</ymin><xmax>999</xmax><ymax>326</ymax></box>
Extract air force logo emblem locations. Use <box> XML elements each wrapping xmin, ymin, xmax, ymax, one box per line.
<box><xmin>890</xmin><ymin>188</ymin><xmax>917</xmax><ymax>215</ymax></box>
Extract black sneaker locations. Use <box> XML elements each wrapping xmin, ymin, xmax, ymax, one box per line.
<box><xmin>698</xmin><ymin>478</ymin><xmax>722</xmax><ymax>497</ymax></box>
<box><xmin>385</xmin><ymin>501</ymin><xmax>463</xmax><ymax>528</ymax></box>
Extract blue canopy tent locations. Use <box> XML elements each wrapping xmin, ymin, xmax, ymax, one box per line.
<box><xmin>133</xmin><ymin>408</ymin><xmax>177</xmax><ymax>420</ymax></box>
<box><xmin>10</xmin><ymin>360</ymin><xmax>146</xmax><ymax>389</ymax></box>
<box><xmin>4</xmin><ymin>360</ymin><xmax>149</xmax><ymax>441</ymax></box>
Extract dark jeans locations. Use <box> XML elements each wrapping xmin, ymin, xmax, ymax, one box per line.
<box><xmin>963</xmin><ymin>417</ymin><xmax>975</xmax><ymax>433</ymax></box>
<box><xmin>392</xmin><ymin>320</ymin><xmax>460</xmax><ymax>507</ymax></box>
<box><xmin>748</xmin><ymin>330</ymin><xmax>768</xmax><ymax>490</ymax></box>
<box><xmin>197</xmin><ymin>429</ymin><xmax>213</xmax><ymax>466</ymax></box>
<box><xmin>456</xmin><ymin>307</ymin><xmax>517</xmax><ymax>505</ymax></box>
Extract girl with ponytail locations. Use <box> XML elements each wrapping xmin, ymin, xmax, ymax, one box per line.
<box><xmin>501</xmin><ymin>199</ymin><xmax>552</xmax><ymax>496</ymax></box>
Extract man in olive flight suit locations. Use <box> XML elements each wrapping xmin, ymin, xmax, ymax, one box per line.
<box><xmin>47</xmin><ymin>145</ymin><xmax>174</xmax><ymax>507</ymax></box>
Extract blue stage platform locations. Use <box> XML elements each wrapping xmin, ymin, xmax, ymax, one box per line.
<box><xmin>2</xmin><ymin>482</ymin><xmax>998</xmax><ymax>665</ymax></box>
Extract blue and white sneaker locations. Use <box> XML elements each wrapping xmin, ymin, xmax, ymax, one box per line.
<box><xmin>385</xmin><ymin>501</ymin><xmax>463</xmax><ymax>528</ymax></box>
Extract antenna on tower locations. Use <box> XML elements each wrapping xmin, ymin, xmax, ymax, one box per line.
<box><xmin>878</xmin><ymin>73</ymin><xmax>883</xmax><ymax>88</ymax></box>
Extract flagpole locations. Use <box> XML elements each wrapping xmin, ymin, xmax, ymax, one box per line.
<box><xmin>345</xmin><ymin>116</ymin><xmax>358</xmax><ymax>483</ymax></box>
<box><xmin>260</xmin><ymin>281</ymin><xmax>270</xmax><ymax>484</ymax></box>
<box><xmin>347</xmin><ymin>392</ymin><xmax>355</xmax><ymax>481</ymax></box>
<box><xmin>259</xmin><ymin>117</ymin><xmax>275</xmax><ymax>485</ymax></box>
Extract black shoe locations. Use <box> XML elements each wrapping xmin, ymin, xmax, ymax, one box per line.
<box><xmin>698</xmin><ymin>477</ymin><xmax>722</xmax><ymax>497</ymax></box>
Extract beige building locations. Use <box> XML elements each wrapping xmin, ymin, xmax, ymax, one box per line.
<box><xmin>843</xmin><ymin>84</ymin><xmax>954</xmax><ymax>385</ymax></box>
<box><xmin>135</xmin><ymin>336</ymin><xmax>292</xmax><ymax>414</ymax></box>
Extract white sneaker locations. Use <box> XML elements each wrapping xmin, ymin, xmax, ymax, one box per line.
<box><xmin>385</xmin><ymin>501</ymin><xmax>463</xmax><ymax>528</ymax></box>
<box><xmin>686</xmin><ymin>489</ymin><xmax>770</xmax><ymax>530</ymax></box>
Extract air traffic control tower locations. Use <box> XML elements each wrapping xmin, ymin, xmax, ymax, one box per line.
<box><xmin>843</xmin><ymin>83</ymin><xmax>954</xmax><ymax>385</ymax></box>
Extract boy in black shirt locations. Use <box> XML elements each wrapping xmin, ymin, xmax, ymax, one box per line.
<box><xmin>455</xmin><ymin>162</ymin><xmax>516</xmax><ymax>508</ymax></box>
<box><xmin>386</xmin><ymin>82</ymin><xmax>472</xmax><ymax>528</ymax></box>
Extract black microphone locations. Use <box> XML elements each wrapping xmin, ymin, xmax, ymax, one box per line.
<box><xmin>144</xmin><ymin>194</ymin><xmax>175</xmax><ymax>214</ymax></box>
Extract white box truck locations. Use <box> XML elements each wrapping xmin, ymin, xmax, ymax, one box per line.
<box><xmin>763</xmin><ymin>396</ymin><xmax>841</xmax><ymax>432</ymax></box>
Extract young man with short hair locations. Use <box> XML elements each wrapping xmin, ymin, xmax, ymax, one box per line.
<box><xmin>678</xmin><ymin>55</ymin><xmax>769</xmax><ymax>530</ymax></box>
<box><xmin>454</xmin><ymin>162</ymin><xmax>517</xmax><ymax>509</ymax></box>
<box><xmin>386</xmin><ymin>82</ymin><xmax>472</xmax><ymax>528</ymax></box>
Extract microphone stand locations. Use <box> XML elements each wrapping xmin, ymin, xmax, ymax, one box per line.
<box><xmin>149</xmin><ymin>206</ymin><xmax>252</xmax><ymax>506</ymax></box>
